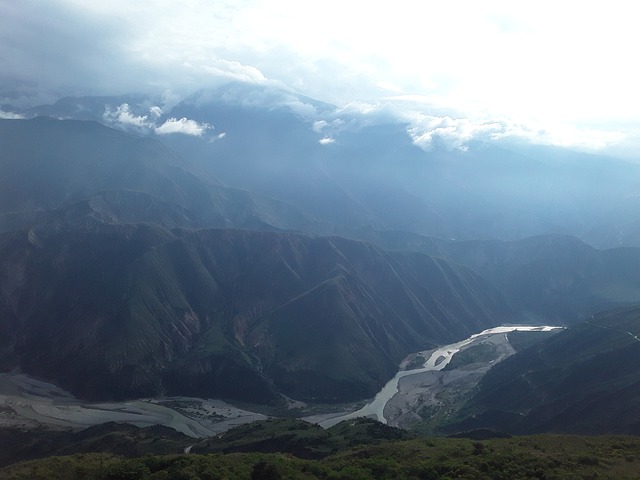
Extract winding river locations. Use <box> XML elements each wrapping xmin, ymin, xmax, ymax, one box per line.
<box><xmin>319</xmin><ymin>325</ymin><xmax>561</xmax><ymax>428</ymax></box>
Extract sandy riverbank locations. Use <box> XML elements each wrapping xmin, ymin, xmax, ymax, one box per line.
<box><xmin>0</xmin><ymin>373</ymin><xmax>265</xmax><ymax>437</ymax></box>
<box><xmin>383</xmin><ymin>331</ymin><xmax>515</xmax><ymax>428</ymax></box>
<box><xmin>1</xmin><ymin>326</ymin><xmax>560</xmax><ymax>436</ymax></box>
<box><xmin>307</xmin><ymin>325</ymin><xmax>561</xmax><ymax>429</ymax></box>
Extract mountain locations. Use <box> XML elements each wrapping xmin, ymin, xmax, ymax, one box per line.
<box><xmin>157</xmin><ymin>85</ymin><xmax>640</xmax><ymax>248</ymax></box>
<box><xmin>19</xmin><ymin>85</ymin><xmax>640</xmax><ymax>248</ymax></box>
<box><xmin>3</xmin><ymin>91</ymin><xmax>640</xmax><ymax>415</ymax></box>
<box><xmin>157</xmin><ymin>88</ymin><xmax>458</xmax><ymax>239</ymax></box>
<box><xmin>0</xmin><ymin>117</ymin><xmax>323</xmax><ymax>234</ymax></box>
<box><xmin>442</xmin><ymin>236</ymin><xmax>640</xmax><ymax>323</ymax></box>
<box><xmin>355</xmin><ymin>232</ymin><xmax>640</xmax><ymax>323</ymax></box>
<box><xmin>0</xmin><ymin>221</ymin><xmax>511</xmax><ymax>403</ymax></box>
<box><xmin>447</xmin><ymin>304</ymin><xmax>640</xmax><ymax>435</ymax></box>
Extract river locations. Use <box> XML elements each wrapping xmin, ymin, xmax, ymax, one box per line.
<box><xmin>319</xmin><ymin>325</ymin><xmax>561</xmax><ymax>428</ymax></box>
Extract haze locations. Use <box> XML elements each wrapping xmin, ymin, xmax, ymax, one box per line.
<box><xmin>2</xmin><ymin>0</ymin><xmax>640</xmax><ymax>157</ymax></box>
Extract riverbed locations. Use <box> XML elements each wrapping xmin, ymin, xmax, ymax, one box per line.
<box><xmin>0</xmin><ymin>373</ymin><xmax>266</xmax><ymax>437</ymax></box>
<box><xmin>310</xmin><ymin>325</ymin><xmax>561</xmax><ymax>428</ymax></box>
<box><xmin>0</xmin><ymin>325</ymin><xmax>560</xmax><ymax>436</ymax></box>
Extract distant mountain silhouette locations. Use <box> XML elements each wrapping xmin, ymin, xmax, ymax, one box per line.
<box><xmin>0</xmin><ymin>117</ymin><xmax>324</xmax><ymax>234</ymax></box>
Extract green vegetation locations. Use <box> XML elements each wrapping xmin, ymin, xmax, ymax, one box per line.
<box><xmin>506</xmin><ymin>330</ymin><xmax>559</xmax><ymax>351</ymax></box>
<box><xmin>0</xmin><ymin>418</ymin><xmax>413</xmax><ymax>468</ymax></box>
<box><xmin>403</xmin><ymin>354</ymin><xmax>427</xmax><ymax>370</ymax></box>
<box><xmin>442</xmin><ymin>343</ymin><xmax>498</xmax><ymax>371</ymax></box>
<box><xmin>4</xmin><ymin>433</ymin><xmax>640</xmax><ymax>479</ymax></box>
<box><xmin>447</xmin><ymin>305</ymin><xmax>640</xmax><ymax>435</ymax></box>
<box><xmin>0</xmin><ymin>218</ymin><xmax>512</xmax><ymax>404</ymax></box>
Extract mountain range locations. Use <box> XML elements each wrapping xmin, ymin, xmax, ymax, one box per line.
<box><xmin>1</xmin><ymin>84</ymin><xmax>640</xmax><ymax>434</ymax></box>
<box><xmin>0</xmin><ymin>219</ymin><xmax>511</xmax><ymax>402</ymax></box>
<box><xmin>14</xmin><ymin>83</ymin><xmax>640</xmax><ymax>248</ymax></box>
<box><xmin>0</xmin><ymin>116</ymin><xmax>512</xmax><ymax>402</ymax></box>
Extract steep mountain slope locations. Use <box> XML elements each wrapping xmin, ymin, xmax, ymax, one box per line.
<box><xmin>447</xmin><ymin>237</ymin><xmax>640</xmax><ymax>323</ymax></box>
<box><xmin>0</xmin><ymin>222</ymin><xmax>511</xmax><ymax>403</ymax></box>
<box><xmin>0</xmin><ymin>117</ymin><xmax>322</xmax><ymax>234</ymax></box>
<box><xmin>360</xmin><ymin>232</ymin><xmax>640</xmax><ymax>323</ymax></box>
<box><xmin>448</xmin><ymin>304</ymin><xmax>640</xmax><ymax>435</ymax></box>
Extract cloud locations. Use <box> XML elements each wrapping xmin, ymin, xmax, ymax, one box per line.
<box><xmin>281</xmin><ymin>99</ymin><xmax>318</xmax><ymax>119</ymax></box>
<box><xmin>155</xmin><ymin>117</ymin><xmax>212</xmax><ymax>136</ymax></box>
<box><xmin>1</xmin><ymin>0</ymin><xmax>638</xmax><ymax>154</ymax></box>
<box><xmin>0</xmin><ymin>109</ymin><xmax>24</xmax><ymax>119</ymax></box>
<box><xmin>103</xmin><ymin>103</ymin><xmax>213</xmax><ymax>137</ymax></box>
<box><xmin>312</xmin><ymin>118</ymin><xmax>343</xmax><ymax>133</ymax></box>
<box><xmin>405</xmin><ymin>113</ymin><xmax>627</xmax><ymax>153</ymax></box>
<box><xmin>318</xmin><ymin>137</ymin><xmax>334</xmax><ymax>145</ymax></box>
<box><xmin>103</xmin><ymin>103</ymin><xmax>152</xmax><ymax>130</ymax></box>
<box><xmin>0</xmin><ymin>0</ymin><xmax>138</xmax><ymax>106</ymax></box>
<box><xmin>407</xmin><ymin>115</ymin><xmax>503</xmax><ymax>151</ymax></box>
<box><xmin>312</xmin><ymin>120</ymin><xmax>328</xmax><ymax>133</ymax></box>
<box><xmin>149</xmin><ymin>106</ymin><xmax>163</xmax><ymax>118</ymax></box>
<box><xmin>333</xmin><ymin>102</ymin><xmax>403</xmax><ymax>125</ymax></box>
<box><xmin>200</xmin><ymin>59</ymin><xmax>267</xmax><ymax>85</ymax></box>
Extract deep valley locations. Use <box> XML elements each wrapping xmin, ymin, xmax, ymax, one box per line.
<box><xmin>1</xmin><ymin>85</ymin><xmax>640</xmax><ymax>477</ymax></box>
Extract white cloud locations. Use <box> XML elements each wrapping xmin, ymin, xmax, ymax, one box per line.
<box><xmin>3</xmin><ymin>0</ymin><xmax>640</xmax><ymax>154</ymax></box>
<box><xmin>281</xmin><ymin>99</ymin><xmax>317</xmax><ymax>119</ymax></box>
<box><xmin>103</xmin><ymin>103</ymin><xmax>151</xmax><ymax>129</ymax></box>
<box><xmin>0</xmin><ymin>109</ymin><xmax>24</xmax><ymax>119</ymax></box>
<box><xmin>155</xmin><ymin>117</ymin><xmax>212</xmax><ymax>136</ymax></box>
<box><xmin>103</xmin><ymin>103</ymin><xmax>214</xmax><ymax>137</ymax></box>
<box><xmin>405</xmin><ymin>113</ymin><xmax>627</xmax><ymax>153</ymax></box>
<box><xmin>200</xmin><ymin>59</ymin><xmax>268</xmax><ymax>85</ymax></box>
<box><xmin>312</xmin><ymin>118</ymin><xmax>344</xmax><ymax>134</ymax></box>
<box><xmin>149</xmin><ymin>105</ymin><xmax>162</xmax><ymax>118</ymax></box>
<box><xmin>318</xmin><ymin>137</ymin><xmax>334</xmax><ymax>145</ymax></box>
<box><xmin>312</xmin><ymin>120</ymin><xmax>327</xmax><ymax>133</ymax></box>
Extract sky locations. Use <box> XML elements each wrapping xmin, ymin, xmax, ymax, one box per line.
<box><xmin>1</xmin><ymin>0</ymin><xmax>640</xmax><ymax>156</ymax></box>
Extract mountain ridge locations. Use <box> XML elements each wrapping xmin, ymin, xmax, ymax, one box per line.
<box><xmin>446</xmin><ymin>304</ymin><xmax>640</xmax><ymax>435</ymax></box>
<box><xmin>0</xmin><ymin>222</ymin><xmax>512</xmax><ymax>403</ymax></box>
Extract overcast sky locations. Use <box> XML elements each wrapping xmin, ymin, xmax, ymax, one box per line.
<box><xmin>2</xmin><ymin>0</ymin><xmax>639</xmax><ymax>156</ymax></box>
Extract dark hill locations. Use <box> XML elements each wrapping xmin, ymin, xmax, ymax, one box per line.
<box><xmin>4</xmin><ymin>425</ymin><xmax>640</xmax><ymax>479</ymax></box>
<box><xmin>0</xmin><ymin>223</ymin><xmax>511</xmax><ymax>403</ymax></box>
<box><xmin>448</xmin><ymin>304</ymin><xmax>640</xmax><ymax>435</ymax></box>
<box><xmin>361</xmin><ymin>232</ymin><xmax>640</xmax><ymax>323</ymax></box>
<box><xmin>0</xmin><ymin>417</ymin><xmax>413</xmax><ymax>467</ymax></box>
<box><xmin>439</xmin><ymin>236</ymin><xmax>640</xmax><ymax>323</ymax></box>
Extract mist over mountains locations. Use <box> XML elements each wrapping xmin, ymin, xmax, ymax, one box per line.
<box><xmin>2</xmin><ymin>83</ymin><xmax>640</xmax><ymax>435</ymax></box>
<box><xmin>10</xmin><ymin>82</ymin><xmax>640</xmax><ymax>247</ymax></box>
